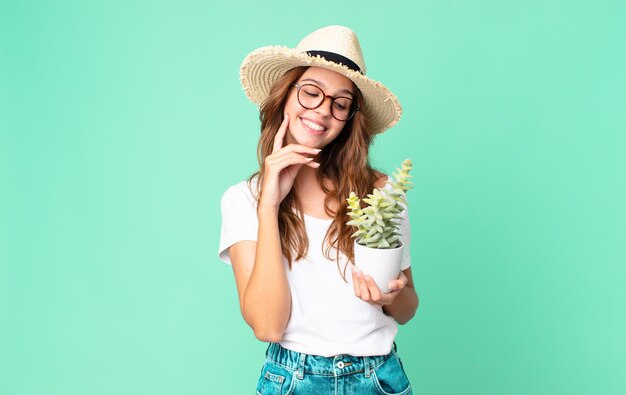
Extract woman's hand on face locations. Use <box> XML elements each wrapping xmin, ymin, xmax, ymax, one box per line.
<box><xmin>259</xmin><ymin>114</ymin><xmax>321</xmax><ymax>209</ymax></box>
<box><xmin>351</xmin><ymin>267</ymin><xmax>408</xmax><ymax>307</ymax></box>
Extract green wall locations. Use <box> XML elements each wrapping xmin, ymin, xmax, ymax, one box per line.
<box><xmin>2</xmin><ymin>0</ymin><xmax>625</xmax><ymax>394</ymax></box>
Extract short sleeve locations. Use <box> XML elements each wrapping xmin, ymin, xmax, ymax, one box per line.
<box><xmin>398</xmin><ymin>207</ymin><xmax>412</xmax><ymax>270</ymax></box>
<box><xmin>218</xmin><ymin>181</ymin><xmax>259</xmax><ymax>265</ymax></box>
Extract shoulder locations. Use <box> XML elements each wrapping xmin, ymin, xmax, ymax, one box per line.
<box><xmin>373</xmin><ymin>170</ymin><xmax>389</xmax><ymax>189</ymax></box>
<box><xmin>373</xmin><ymin>170</ymin><xmax>408</xmax><ymax>210</ymax></box>
<box><xmin>221</xmin><ymin>177</ymin><xmax>259</xmax><ymax>208</ymax></box>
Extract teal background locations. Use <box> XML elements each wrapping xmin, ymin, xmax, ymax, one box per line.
<box><xmin>2</xmin><ymin>0</ymin><xmax>625</xmax><ymax>394</ymax></box>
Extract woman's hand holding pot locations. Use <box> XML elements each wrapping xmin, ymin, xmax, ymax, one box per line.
<box><xmin>351</xmin><ymin>267</ymin><xmax>409</xmax><ymax>307</ymax></box>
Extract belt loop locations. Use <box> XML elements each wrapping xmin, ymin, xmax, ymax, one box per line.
<box><xmin>297</xmin><ymin>352</ymin><xmax>306</xmax><ymax>379</ymax></box>
<box><xmin>363</xmin><ymin>356</ymin><xmax>372</xmax><ymax>378</ymax></box>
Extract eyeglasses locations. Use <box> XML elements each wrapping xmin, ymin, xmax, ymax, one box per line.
<box><xmin>293</xmin><ymin>83</ymin><xmax>360</xmax><ymax>121</ymax></box>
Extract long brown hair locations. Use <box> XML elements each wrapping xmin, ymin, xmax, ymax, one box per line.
<box><xmin>248</xmin><ymin>66</ymin><xmax>382</xmax><ymax>278</ymax></box>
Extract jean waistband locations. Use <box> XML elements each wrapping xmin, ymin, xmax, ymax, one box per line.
<box><xmin>265</xmin><ymin>343</ymin><xmax>395</xmax><ymax>379</ymax></box>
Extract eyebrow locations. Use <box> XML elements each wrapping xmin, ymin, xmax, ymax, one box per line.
<box><xmin>300</xmin><ymin>78</ymin><xmax>354</xmax><ymax>97</ymax></box>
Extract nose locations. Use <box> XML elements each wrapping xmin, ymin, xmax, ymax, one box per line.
<box><xmin>314</xmin><ymin>96</ymin><xmax>333</xmax><ymax>117</ymax></box>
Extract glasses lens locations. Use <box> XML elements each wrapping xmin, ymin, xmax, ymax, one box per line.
<box><xmin>331</xmin><ymin>97</ymin><xmax>354</xmax><ymax>121</ymax></box>
<box><xmin>297</xmin><ymin>84</ymin><xmax>324</xmax><ymax>109</ymax></box>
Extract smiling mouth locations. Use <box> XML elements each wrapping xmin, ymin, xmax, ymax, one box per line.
<box><xmin>301</xmin><ymin>117</ymin><xmax>327</xmax><ymax>133</ymax></box>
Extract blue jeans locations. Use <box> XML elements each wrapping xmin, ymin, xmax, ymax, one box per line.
<box><xmin>256</xmin><ymin>343</ymin><xmax>412</xmax><ymax>395</ymax></box>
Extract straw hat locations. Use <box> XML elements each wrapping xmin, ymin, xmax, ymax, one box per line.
<box><xmin>239</xmin><ymin>25</ymin><xmax>402</xmax><ymax>134</ymax></box>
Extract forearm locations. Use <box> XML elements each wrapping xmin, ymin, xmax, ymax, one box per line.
<box><xmin>383</xmin><ymin>285</ymin><xmax>418</xmax><ymax>325</ymax></box>
<box><xmin>243</xmin><ymin>206</ymin><xmax>291</xmax><ymax>341</ymax></box>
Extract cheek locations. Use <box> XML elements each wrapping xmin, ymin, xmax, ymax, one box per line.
<box><xmin>288</xmin><ymin>117</ymin><xmax>297</xmax><ymax>134</ymax></box>
<box><xmin>330</xmin><ymin>122</ymin><xmax>347</xmax><ymax>136</ymax></box>
<box><xmin>284</xmin><ymin>95</ymin><xmax>300</xmax><ymax>115</ymax></box>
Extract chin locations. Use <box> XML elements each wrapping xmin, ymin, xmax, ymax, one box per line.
<box><xmin>288</xmin><ymin>129</ymin><xmax>322</xmax><ymax>148</ymax></box>
<box><xmin>296</xmin><ymin>136</ymin><xmax>324</xmax><ymax>149</ymax></box>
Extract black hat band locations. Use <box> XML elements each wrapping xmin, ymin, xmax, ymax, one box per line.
<box><xmin>306</xmin><ymin>50</ymin><xmax>363</xmax><ymax>75</ymax></box>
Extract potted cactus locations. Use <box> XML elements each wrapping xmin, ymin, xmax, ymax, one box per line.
<box><xmin>346</xmin><ymin>159</ymin><xmax>413</xmax><ymax>293</ymax></box>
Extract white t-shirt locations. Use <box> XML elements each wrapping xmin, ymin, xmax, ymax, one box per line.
<box><xmin>218</xmin><ymin>176</ymin><xmax>411</xmax><ymax>357</ymax></box>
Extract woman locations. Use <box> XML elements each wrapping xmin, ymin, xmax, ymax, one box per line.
<box><xmin>219</xmin><ymin>25</ymin><xmax>418</xmax><ymax>394</ymax></box>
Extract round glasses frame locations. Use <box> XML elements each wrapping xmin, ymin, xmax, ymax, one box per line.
<box><xmin>293</xmin><ymin>83</ymin><xmax>360</xmax><ymax>122</ymax></box>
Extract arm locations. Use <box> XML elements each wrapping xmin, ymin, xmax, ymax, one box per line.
<box><xmin>229</xmin><ymin>206</ymin><xmax>291</xmax><ymax>342</ymax></box>
<box><xmin>228</xmin><ymin>114</ymin><xmax>321</xmax><ymax>341</ymax></box>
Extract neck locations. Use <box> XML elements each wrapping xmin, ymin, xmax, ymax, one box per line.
<box><xmin>294</xmin><ymin>163</ymin><xmax>320</xmax><ymax>192</ymax></box>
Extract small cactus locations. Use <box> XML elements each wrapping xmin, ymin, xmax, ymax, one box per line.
<box><xmin>347</xmin><ymin>159</ymin><xmax>413</xmax><ymax>249</ymax></box>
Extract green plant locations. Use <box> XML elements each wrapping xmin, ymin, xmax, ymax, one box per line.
<box><xmin>346</xmin><ymin>159</ymin><xmax>413</xmax><ymax>248</ymax></box>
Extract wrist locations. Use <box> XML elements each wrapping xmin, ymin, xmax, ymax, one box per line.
<box><xmin>257</xmin><ymin>204</ymin><xmax>279</xmax><ymax>217</ymax></box>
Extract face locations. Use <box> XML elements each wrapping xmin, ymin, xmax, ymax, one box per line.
<box><xmin>283</xmin><ymin>67</ymin><xmax>355</xmax><ymax>149</ymax></box>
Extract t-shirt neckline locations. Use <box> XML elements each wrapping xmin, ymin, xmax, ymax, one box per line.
<box><xmin>302</xmin><ymin>212</ymin><xmax>334</xmax><ymax>222</ymax></box>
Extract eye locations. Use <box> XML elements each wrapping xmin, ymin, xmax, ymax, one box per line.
<box><xmin>334</xmin><ymin>98</ymin><xmax>351</xmax><ymax>111</ymax></box>
<box><xmin>334</xmin><ymin>102</ymin><xmax>347</xmax><ymax>111</ymax></box>
<box><xmin>303</xmin><ymin>88</ymin><xmax>320</xmax><ymax>97</ymax></box>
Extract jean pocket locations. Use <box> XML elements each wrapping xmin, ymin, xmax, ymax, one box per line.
<box><xmin>370</xmin><ymin>355</ymin><xmax>412</xmax><ymax>395</ymax></box>
<box><xmin>256</xmin><ymin>362</ymin><xmax>298</xmax><ymax>395</ymax></box>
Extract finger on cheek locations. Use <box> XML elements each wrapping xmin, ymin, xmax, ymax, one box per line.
<box><xmin>273</xmin><ymin>118</ymin><xmax>289</xmax><ymax>152</ymax></box>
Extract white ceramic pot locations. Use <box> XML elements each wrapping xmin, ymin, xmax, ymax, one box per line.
<box><xmin>353</xmin><ymin>240</ymin><xmax>404</xmax><ymax>293</ymax></box>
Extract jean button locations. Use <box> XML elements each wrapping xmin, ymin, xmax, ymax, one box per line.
<box><xmin>336</xmin><ymin>361</ymin><xmax>345</xmax><ymax>369</ymax></box>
